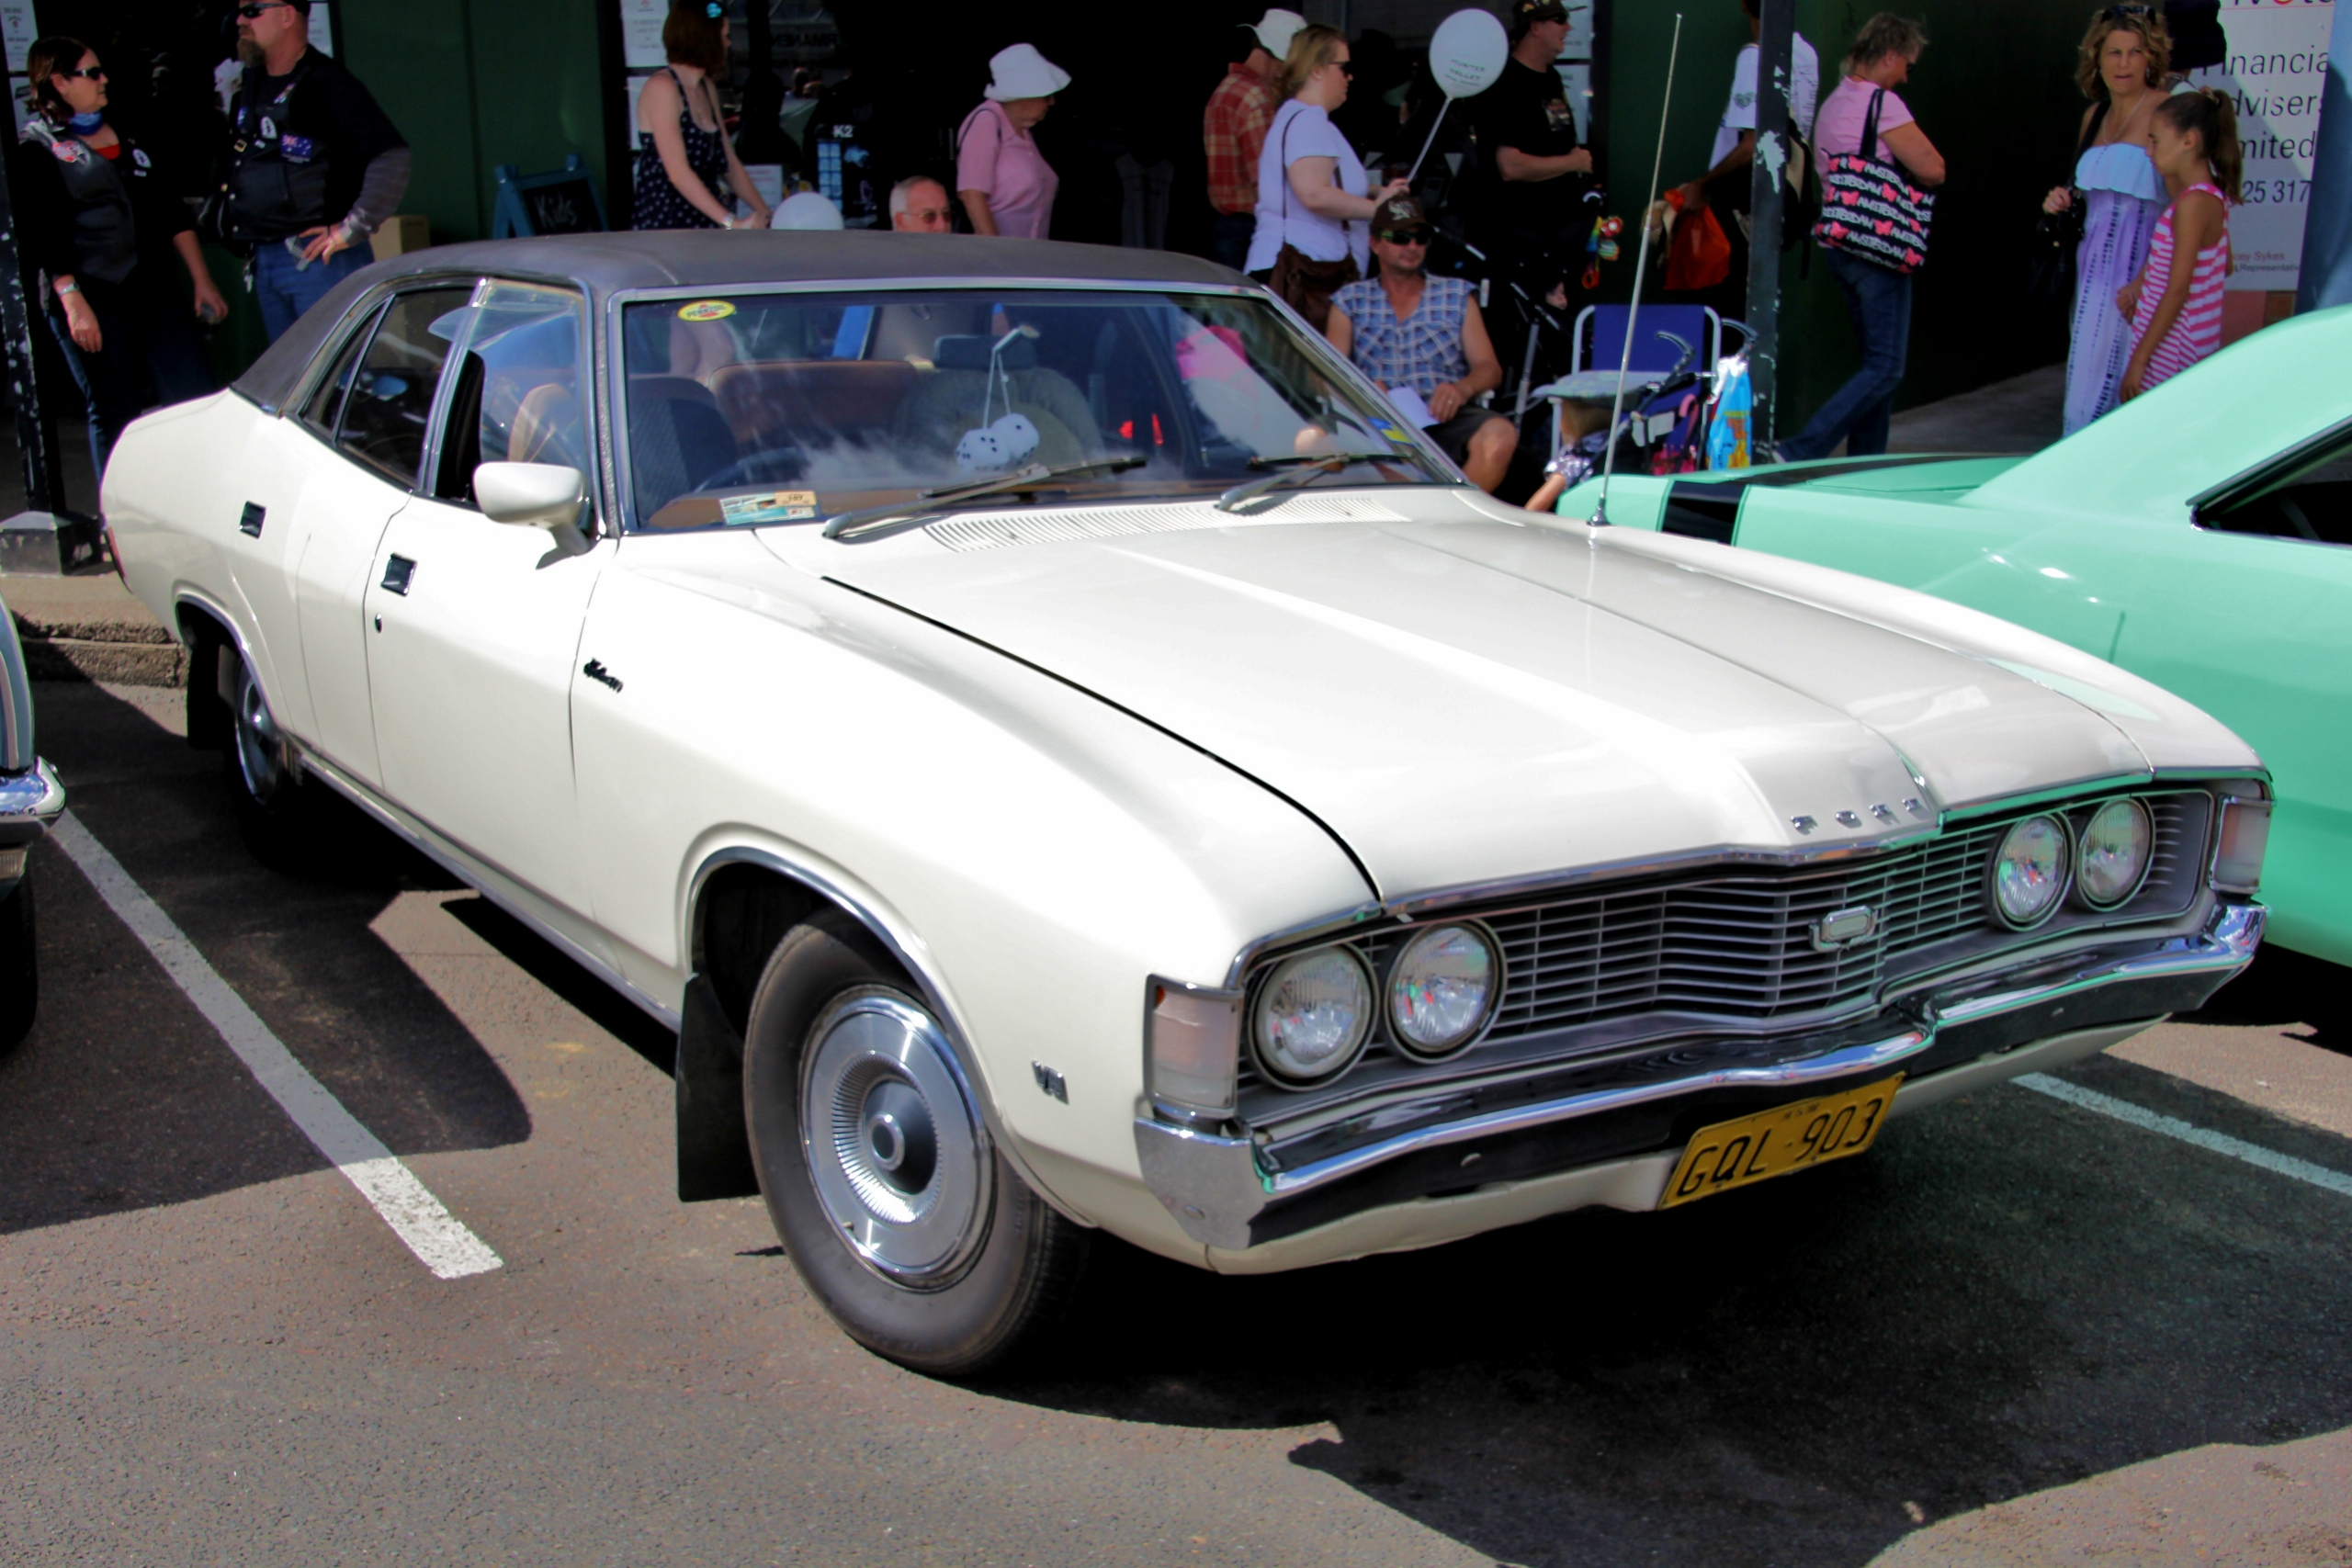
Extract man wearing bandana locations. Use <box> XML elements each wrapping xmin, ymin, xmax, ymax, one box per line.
<box><xmin>222</xmin><ymin>0</ymin><xmax>410</xmax><ymax>342</ymax></box>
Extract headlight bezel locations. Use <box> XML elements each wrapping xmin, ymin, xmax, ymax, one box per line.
<box><xmin>2074</xmin><ymin>796</ymin><xmax>2155</xmax><ymax>910</ymax></box>
<box><xmin>1249</xmin><ymin>943</ymin><xmax>1376</xmax><ymax>1087</ymax></box>
<box><xmin>1987</xmin><ymin>811</ymin><xmax>2074</xmax><ymax>930</ymax></box>
<box><xmin>1385</xmin><ymin>919</ymin><xmax>1501</xmax><ymax>1061</ymax></box>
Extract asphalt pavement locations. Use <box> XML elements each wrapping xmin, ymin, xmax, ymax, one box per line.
<box><xmin>5</xmin><ymin>678</ymin><xmax>2351</xmax><ymax>1568</ymax></box>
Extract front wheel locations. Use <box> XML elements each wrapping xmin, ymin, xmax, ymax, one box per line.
<box><xmin>743</xmin><ymin>911</ymin><xmax>1088</xmax><ymax>1377</ymax></box>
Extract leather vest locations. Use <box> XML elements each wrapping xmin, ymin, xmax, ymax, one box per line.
<box><xmin>223</xmin><ymin>54</ymin><xmax>333</xmax><ymax>241</ymax></box>
<box><xmin>25</xmin><ymin>121</ymin><xmax>138</xmax><ymax>285</ymax></box>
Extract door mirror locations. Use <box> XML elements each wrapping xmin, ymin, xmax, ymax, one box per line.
<box><xmin>475</xmin><ymin>461</ymin><xmax>586</xmax><ymax>529</ymax></box>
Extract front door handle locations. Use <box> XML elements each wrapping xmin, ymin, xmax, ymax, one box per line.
<box><xmin>380</xmin><ymin>555</ymin><xmax>416</xmax><ymax>596</ymax></box>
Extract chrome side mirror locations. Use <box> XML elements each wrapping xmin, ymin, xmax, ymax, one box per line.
<box><xmin>475</xmin><ymin>461</ymin><xmax>586</xmax><ymax>529</ymax></box>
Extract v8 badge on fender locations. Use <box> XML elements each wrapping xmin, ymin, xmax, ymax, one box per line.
<box><xmin>1659</xmin><ymin>1075</ymin><xmax>1903</xmax><ymax>1209</ymax></box>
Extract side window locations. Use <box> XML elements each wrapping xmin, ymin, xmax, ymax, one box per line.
<box><xmin>432</xmin><ymin>282</ymin><xmax>590</xmax><ymax>504</ymax></box>
<box><xmin>334</xmin><ymin>286</ymin><xmax>473</xmax><ymax>488</ymax></box>
<box><xmin>2203</xmin><ymin>430</ymin><xmax>2352</xmax><ymax>547</ymax></box>
<box><xmin>300</xmin><ymin>305</ymin><xmax>379</xmax><ymax>437</ymax></box>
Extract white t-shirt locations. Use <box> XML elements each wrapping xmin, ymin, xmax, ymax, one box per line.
<box><xmin>1709</xmin><ymin>36</ymin><xmax>1820</xmax><ymax>166</ymax></box>
<box><xmin>1246</xmin><ymin>100</ymin><xmax>1370</xmax><ymax>274</ymax></box>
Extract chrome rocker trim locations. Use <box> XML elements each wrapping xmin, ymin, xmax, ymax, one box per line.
<box><xmin>1136</xmin><ymin>902</ymin><xmax>2265</xmax><ymax>1250</ymax></box>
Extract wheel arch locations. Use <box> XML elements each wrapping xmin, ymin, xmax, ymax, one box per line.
<box><xmin>173</xmin><ymin>592</ymin><xmax>246</xmax><ymax>752</ymax></box>
<box><xmin>673</xmin><ymin>843</ymin><xmax>1089</xmax><ymax>1228</ymax></box>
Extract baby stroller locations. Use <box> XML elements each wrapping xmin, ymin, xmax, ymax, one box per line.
<box><xmin>1528</xmin><ymin>304</ymin><xmax>1751</xmax><ymax>486</ymax></box>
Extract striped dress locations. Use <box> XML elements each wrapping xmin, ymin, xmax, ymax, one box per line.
<box><xmin>2131</xmin><ymin>181</ymin><xmax>2228</xmax><ymax>392</ymax></box>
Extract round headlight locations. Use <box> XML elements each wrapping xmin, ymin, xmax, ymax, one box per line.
<box><xmin>2076</xmin><ymin>797</ymin><xmax>2154</xmax><ymax>908</ymax></box>
<box><xmin>1991</xmin><ymin>814</ymin><xmax>2070</xmax><ymax>927</ymax></box>
<box><xmin>1252</xmin><ymin>947</ymin><xmax>1373</xmax><ymax>1085</ymax></box>
<box><xmin>1387</xmin><ymin>923</ymin><xmax>1498</xmax><ymax>1058</ymax></box>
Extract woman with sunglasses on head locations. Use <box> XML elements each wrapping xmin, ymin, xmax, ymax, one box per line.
<box><xmin>632</xmin><ymin>0</ymin><xmax>770</xmax><ymax>232</ymax></box>
<box><xmin>1246</xmin><ymin>24</ymin><xmax>1408</xmax><ymax>330</ymax></box>
<box><xmin>13</xmin><ymin>36</ymin><xmax>225</xmax><ymax>475</ymax></box>
<box><xmin>2043</xmin><ymin>5</ymin><xmax>2174</xmax><ymax>433</ymax></box>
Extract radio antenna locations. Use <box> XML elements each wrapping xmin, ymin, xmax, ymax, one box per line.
<box><xmin>1592</xmin><ymin>11</ymin><xmax>1683</xmax><ymax>528</ymax></box>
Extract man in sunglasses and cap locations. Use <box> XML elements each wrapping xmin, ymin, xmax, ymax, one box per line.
<box><xmin>1325</xmin><ymin>195</ymin><xmax>1516</xmax><ymax>493</ymax></box>
<box><xmin>222</xmin><ymin>0</ymin><xmax>408</xmax><ymax>343</ymax></box>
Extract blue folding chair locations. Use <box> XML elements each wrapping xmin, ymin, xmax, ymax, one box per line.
<box><xmin>1572</xmin><ymin>304</ymin><xmax>1722</xmax><ymax>380</ymax></box>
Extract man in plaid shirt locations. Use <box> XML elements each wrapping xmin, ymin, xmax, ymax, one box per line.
<box><xmin>1204</xmin><ymin>9</ymin><xmax>1305</xmax><ymax>270</ymax></box>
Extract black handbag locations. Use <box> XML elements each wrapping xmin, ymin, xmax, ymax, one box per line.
<box><xmin>2027</xmin><ymin>99</ymin><xmax>2108</xmax><ymax>305</ymax></box>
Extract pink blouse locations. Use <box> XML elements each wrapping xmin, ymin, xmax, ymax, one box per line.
<box><xmin>956</xmin><ymin>100</ymin><xmax>1058</xmax><ymax>240</ymax></box>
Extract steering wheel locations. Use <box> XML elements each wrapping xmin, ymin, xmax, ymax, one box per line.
<box><xmin>694</xmin><ymin>447</ymin><xmax>809</xmax><ymax>492</ymax></box>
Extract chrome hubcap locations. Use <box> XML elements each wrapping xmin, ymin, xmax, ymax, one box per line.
<box><xmin>801</xmin><ymin>989</ymin><xmax>989</xmax><ymax>1287</ymax></box>
<box><xmin>232</xmin><ymin>664</ymin><xmax>284</xmax><ymax>804</ymax></box>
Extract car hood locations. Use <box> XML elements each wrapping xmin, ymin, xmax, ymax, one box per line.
<box><xmin>786</xmin><ymin>508</ymin><xmax>2155</xmax><ymax>900</ymax></box>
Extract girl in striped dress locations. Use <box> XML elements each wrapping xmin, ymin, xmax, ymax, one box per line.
<box><xmin>2120</xmin><ymin>87</ymin><xmax>2240</xmax><ymax>401</ymax></box>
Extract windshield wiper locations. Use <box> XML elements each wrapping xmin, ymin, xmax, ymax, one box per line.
<box><xmin>821</xmin><ymin>456</ymin><xmax>1148</xmax><ymax>542</ymax></box>
<box><xmin>1216</xmin><ymin>450</ymin><xmax>1396</xmax><ymax>513</ymax></box>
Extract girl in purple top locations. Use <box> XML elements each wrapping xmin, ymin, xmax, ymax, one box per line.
<box><xmin>956</xmin><ymin>44</ymin><xmax>1069</xmax><ymax>239</ymax></box>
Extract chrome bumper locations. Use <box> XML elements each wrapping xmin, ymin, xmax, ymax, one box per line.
<box><xmin>1135</xmin><ymin>901</ymin><xmax>2265</xmax><ymax>1250</ymax></box>
<box><xmin>0</xmin><ymin>759</ymin><xmax>65</xmax><ymax>849</ymax></box>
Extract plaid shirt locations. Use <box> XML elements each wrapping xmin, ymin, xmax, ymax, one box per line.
<box><xmin>1204</xmin><ymin>64</ymin><xmax>1277</xmax><ymax>215</ymax></box>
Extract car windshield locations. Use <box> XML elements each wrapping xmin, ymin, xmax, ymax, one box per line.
<box><xmin>616</xmin><ymin>287</ymin><xmax>1451</xmax><ymax>531</ymax></box>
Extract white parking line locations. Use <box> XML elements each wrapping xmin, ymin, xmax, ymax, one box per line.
<box><xmin>51</xmin><ymin>812</ymin><xmax>503</xmax><ymax>1280</ymax></box>
<box><xmin>2017</xmin><ymin>1072</ymin><xmax>2352</xmax><ymax>1200</ymax></box>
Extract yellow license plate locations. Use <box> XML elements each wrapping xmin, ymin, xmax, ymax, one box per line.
<box><xmin>1658</xmin><ymin>1075</ymin><xmax>1904</xmax><ymax>1209</ymax></box>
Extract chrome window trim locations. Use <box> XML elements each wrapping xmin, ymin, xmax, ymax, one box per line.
<box><xmin>2189</xmin><ymin>412</ymin><xmax>2352</xmax><ymax>525</ymax></box>
<box><xmin>414</xmin><ymin>278</ymin><xmax>599</xmax><ymax>527</ymax></box>
<box><xmin>601</xmin><ymin>277</ymin><xmax>1468</xmax><ymax>536</ymax></box>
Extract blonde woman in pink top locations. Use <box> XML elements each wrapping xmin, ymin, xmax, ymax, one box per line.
<box><xmin>956</xmin><ymin>44</ymin><xmax>1069</xmax><ymax>239</ymax></box>
<box><xmin>2121</xmin><ymin>87</ymin><xmax>2240</xmax><ymax>400</ymax></box>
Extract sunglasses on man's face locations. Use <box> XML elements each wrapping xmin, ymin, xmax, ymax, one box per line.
<box><xmin>235</xmin><ymin>2</ymin><xmax>292</xmax><ymax>18</ymax></box>
<box><xmin>1375</xmin><ymin>229</ymin><xmax>1430</xmax><ymax>245</ymax></box>
<box><xmin>60</xmin><ymin>64</ymin><xmax>106</xmax><ymax>80</ymax></box>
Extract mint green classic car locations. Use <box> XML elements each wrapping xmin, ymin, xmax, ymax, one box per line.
<box><xmin>1557</xmin><ymin>305</ymin><xmax>2349</xmax><ymax>964</ymax></box>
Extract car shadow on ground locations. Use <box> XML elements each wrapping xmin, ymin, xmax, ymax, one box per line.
<box><xmin>0</xmin><ymin>682</ymin><xmax>535</xmax><ymax>1235</ymax></box>
<box><xmin>991</xmin><ymin>1051</ymin><xmax>2352</xmax><ymax>1568</ymax></box>
<box><xmin>2181</xmin><ymin>942</ymin><xmax>2352</xmax><ymax>1055</ymax></box>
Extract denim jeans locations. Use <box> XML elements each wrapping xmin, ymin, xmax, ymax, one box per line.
<box><xmin>45</xmin><ymin>266</ymin><xmax>218</xmax><ymax>479</ymax></box>
<box><xmin>1781</xmin><ymin>248</ymin><xmax>1913</xmax><ymax>460</ymax></box>
<box><xmin>1209</xmin><ymin>210</ymin><xmax>1256</xmax><ymax>272</ymax></box>
<box><xmin>254</xmin><ymin>238</ymin><xmax>368</xmax><ymax>344</ymax></box>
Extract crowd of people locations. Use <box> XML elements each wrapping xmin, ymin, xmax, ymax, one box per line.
<box><xmin>10</xmin><ymin>0</ymin><xmax>2249</xmax><ymax>499</ymax></box>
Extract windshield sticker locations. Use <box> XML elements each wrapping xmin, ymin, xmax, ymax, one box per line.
<box><xmin>676</xmin><ymin>299</ymin><xmax>737</xmax><ymax>321</ymax></box>
<box><xmin>718</xmin><ymin>490</ymin><xmax>819</xmax><ymax>525</ymax></box>
<box><xmin>1367</xmin><ymin>416</ymin><xmax>1413</xmax><ymax>446</ymax></box>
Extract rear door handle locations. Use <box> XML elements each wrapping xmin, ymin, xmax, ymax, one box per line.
<box><xmin>380</xmin><ymin>555</ymin><xmax>416</xmax><ymax>596</ymax></box>
<box><xmin>238</xmin><ymin>502</ymin><xmax>265</xmax><ymax>537</ymax></box>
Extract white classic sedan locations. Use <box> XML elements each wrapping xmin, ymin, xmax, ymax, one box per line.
<box><xmin>108</xmin><ymin>233</ymin><xmax>2270</xmax><ymax>1373</ymax></box>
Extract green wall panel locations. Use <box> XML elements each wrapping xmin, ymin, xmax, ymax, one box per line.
<box><xmin>339</xmin><ymin>0</ymin><xmax>606</xmax><ymax>245</ymax></box>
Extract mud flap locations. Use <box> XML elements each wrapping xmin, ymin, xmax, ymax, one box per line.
<box><xmin>675</xmin><ymin>972</ymin><xmax>762</xmax><ymax>1202</ymax></box>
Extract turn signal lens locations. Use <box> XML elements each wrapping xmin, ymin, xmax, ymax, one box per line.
<box><xmin>1147</xmin><ymin>978</ymin><xmax>1242</xmax><ymax>1121</ymax></box>
<box><xmin>1991</xmin><ymin>814</ymin><xmax>2069</xmax><ymax>927</ymax></box>
<box><xmin>1252</xmin><ymin>947</ymin><xmax>1373</xmax><ymax>1085</ymax></box>
<box><xmin>1387</xmin><ymin>923</ymin><xmax>1498</xmax><ymax>1057</ymax></box>
<box><xmin>2212</xmin><ymin>797</ymin><xmax>2270</xmax><ymax>894</ymax></box>
<box><xmin>2076</xmin><ymin>798</ymin><xmax>2154</xmax><ymax>908</ymax></box>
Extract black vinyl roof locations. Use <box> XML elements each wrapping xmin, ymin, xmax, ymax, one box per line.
<box><xmin>233</xmin><ymin>230</ymin><xmax>1251</xmax><ymax>413</ymax></box>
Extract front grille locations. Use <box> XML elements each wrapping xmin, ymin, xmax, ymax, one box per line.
<box><xmin>1237</xmin><ymin>790</ymin><xmax>2211</xmax><ymax>1104</ymax></box>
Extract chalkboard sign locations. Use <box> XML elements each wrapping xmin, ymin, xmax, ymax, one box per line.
<box><xmin>492</xmin><ymin>156</ymin><xmax>610</xmax><ymax>240</ymax></box>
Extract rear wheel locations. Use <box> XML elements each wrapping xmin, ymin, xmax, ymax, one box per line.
<box><xmin>222</xmin><ymin>653</ymin><xmax>314</xmax><ymax>866</ymax></box>
<box><xmin>742</xmin><ymin>911</ymin><xmax>1088</xmax><ymax>1377</ymax></box>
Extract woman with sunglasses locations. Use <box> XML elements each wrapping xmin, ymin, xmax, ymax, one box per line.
<box><xmin>1245</xmin><ymin>25</ymin><xmax>1408</xmax><ymax>330</ymax></box>
<box><xmin>12</xmin><ymin>36</ymin><xmax>224</xmax><ymax>476</ymax></box>
<box><xmin>632</xmin><ymin>0</ymin><xmax>771</xmax><ymax>231</ymax></box>
<box><xmin>2042</xmin><ymin>5</ymin><xmax>2175</xmax><ymax>433</ymax></box>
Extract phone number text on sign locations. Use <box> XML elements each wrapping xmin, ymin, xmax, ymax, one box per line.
<box><xmin>2189</xmin><ymin>0</ymin><xmax>2335</xmax><ymax>292</ymax></box>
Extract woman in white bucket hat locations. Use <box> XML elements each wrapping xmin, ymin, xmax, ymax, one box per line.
<box><xmin>956</xmin><ymin>43</ymin><xmax>1070</xmax><ymax>238</ymax></box>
